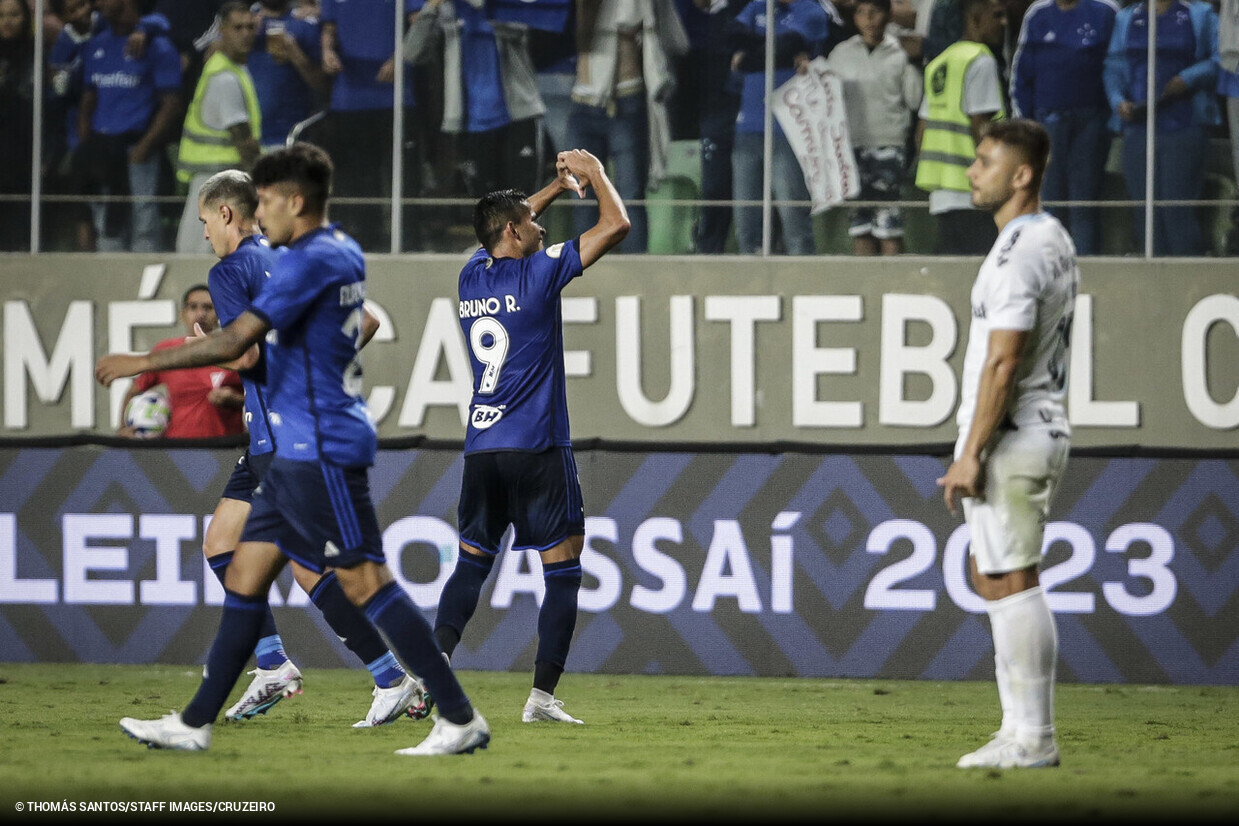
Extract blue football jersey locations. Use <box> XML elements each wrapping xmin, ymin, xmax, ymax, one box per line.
<box><xmin>81</xmin><ymin>26</ymin><xmax>181</xmax><ymax>135</ymax></box>
<box><xmin>207</xmin><ymin>234</ymin><xmax>279</xmax><ymax>456</ymax></box>
<box><xmin>458</xmin><ymin>238</ymin><xmax>584</xmax><ymax>454</ymax></box>
<box><xmin>250</xmin><ymin>225</ymin><xmax>377</xmax><ymax>467</ymax></box>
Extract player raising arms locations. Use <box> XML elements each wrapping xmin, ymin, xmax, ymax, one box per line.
<box><xmin>937</xmin><ymin>118</ymin><xmax>1078</xmax><ymax>769</ymax></box>
<box><xmin>431</xmin><ymin>149</ymin><xmax>629</xmax><ymax>724</ymax></box>
<box><xmin>97</xmin><ymin>143</ymin><xmax>488</xmax><ymax>756</ymax></box>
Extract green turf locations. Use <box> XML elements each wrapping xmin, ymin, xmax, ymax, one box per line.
<box><xmin>1</xmin><ymin>664</ymin><xmax>1236</xmax><ymax>822</ymax></box>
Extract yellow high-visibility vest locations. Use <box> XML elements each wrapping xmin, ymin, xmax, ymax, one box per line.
<box><xmin>915</xmin><ymin>41</ymin><xmax>1005</xmax><ymax>194</ymax></box>
<box><xmin>176</xmin><ymin>51</ymin><xmax>262</xmax><ymax>184</ymax></box>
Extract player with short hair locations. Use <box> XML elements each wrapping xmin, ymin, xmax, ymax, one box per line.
<box><xmin>937</xmin><ymin>118</ymin><xmax>1077</xmax><ymax>770</ymax></box>
<box><xmin>97</xmin><ymin>142</ymin><xmax>488</xmax><ymax>756</ymax></box>
<box><xmin>432</xmin><ymin>148</ymin><xmax>629</xmax><ymax>724</ymax></box>
<box><xmin>194</xmin><ymin>168</ymin><xmax>431</xmax><ymax>729</ymax></box>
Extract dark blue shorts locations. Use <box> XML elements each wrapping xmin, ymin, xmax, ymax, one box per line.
<box><xmin>457</xmin><ymin>446</ymin><xmax>584</xmax><ymax>555</ymax></box>
<box><xmin>219</xmin><ymin>450</ymin><xmax>274</xmax><ymax>503</ymax></box>
<box><xmin>241</xmin><ymin>457</ymin><xmax>385</xmax><ymax>573</ymax></box>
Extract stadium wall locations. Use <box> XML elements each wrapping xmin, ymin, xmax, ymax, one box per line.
<box><xmin>0</xmin><ymin>445</ymin><xmax>1235</xmax><ymax>684</ymax></box>
<box><xmin>1</xmin><ymin>254</ymin><xmax>1237</xmax><ymax>449</ymax></box>
<box><xmin>0</xmin><ymin>255</ymin><xmax>1235</xmax><ymax>684</ymax></box>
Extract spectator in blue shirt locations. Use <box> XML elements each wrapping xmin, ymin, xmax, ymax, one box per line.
<box><xmin>75</xmin><ymin>0</ymin><xmax>182</xmax><ymax>252</ymax></box>
<box><xmin>729</xmin><ymin>0</ymin><xmax>832</xmax><ymax>255</ymax></box>
<box><xmin>250</xmin><ymin>0</ymin><xmax>327</xmax><ymax>149</ymax></box>
<box><xmin>1103</xmin><ymin>0</ymin><xmax>1219</xmax><ymax>257</ymax></box>
<box><xmin>1009</xmin><ymin>0</ymin><xmax>1117</xmax><ymax>256</ymax></box>
<box><xmin>319</xmin><ymin>0</ymin><xmax>422</xmax><ymax>251</ymax></box>
<box><xmin>46</xmin><ymin>0</ymin><xmax>169</xmax><ymax>251</ymax></box>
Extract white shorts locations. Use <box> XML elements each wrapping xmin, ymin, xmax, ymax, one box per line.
<box><xmin>959</xmin><ymin>426</ymin><xmax>1070</xmax><ymax>575</ymax></box>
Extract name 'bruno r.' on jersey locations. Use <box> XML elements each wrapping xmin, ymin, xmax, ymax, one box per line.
<box><xmin>457</xmin><ymin>241</ymin><xmax>583</xmax><ymax>455</ymax></box>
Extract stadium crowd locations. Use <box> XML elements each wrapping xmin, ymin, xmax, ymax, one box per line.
<box><xmin>2</xmin><ymin>0</ymin><xmax>1237</xmax><ymax>256</ymax></box>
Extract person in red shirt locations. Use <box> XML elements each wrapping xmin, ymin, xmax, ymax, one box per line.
<box><xmin>118</xmin><ymin>284</ymin><xmax>245</xmax><ymax>439</ymax></box>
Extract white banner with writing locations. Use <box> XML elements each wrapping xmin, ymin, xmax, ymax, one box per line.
<box><xmin>771</xmin><ymin>57</ymin><xmax>860</xmax><ymax>214</ymax></box>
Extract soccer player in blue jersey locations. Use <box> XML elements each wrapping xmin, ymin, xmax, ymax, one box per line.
<box><xmin>432</xmin><ymin>148</ymin><xmax>630</xmax><ymax>725</ymax></box>
<box><xmin>97</xmin><ymin>143</ymin><xmax>488</xmax><ymax>756</ymax></box>
<box><xmin>192</xmin><ymin>169</ymin><xmax>431</xmax><ymax>729</ymax></box>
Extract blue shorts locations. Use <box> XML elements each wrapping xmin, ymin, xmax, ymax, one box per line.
<box><xmin>241</xmin><ymin>457</ymin><xmax>385</xmax><ymax>573</ymax></box>
<box><xmin>219</xmin><ymin>450</ymin><xmax>274</xmax><ymax>503</ymax></box>
<box><xmin>457</xmin><ymin>446</ymin><xmax>584</xmax><ymax>555</ymax></box>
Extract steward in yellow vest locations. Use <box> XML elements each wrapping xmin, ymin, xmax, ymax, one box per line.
<box><xmin>177</xmin><ymin>50</ymin><xmax>262</xmax><ymax>184</ymax></box>
<box><xmin>175</xmin><ymin>3</ymin><xmax>261</xmax><ymax>255</ymax></box>
<box><xmin>915</xmin><ymin>39</ymin><xmax>1006</xmax><ymax>195</ymax></box>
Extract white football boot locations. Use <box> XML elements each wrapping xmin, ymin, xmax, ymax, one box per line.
<box><xmin>120</xmin><ymin>711</ymin><xmax>211</xmax><ymax>751</ymax></box>
<box><xmin>521</xmin><ymin>688</ymin><xmax>584</xmax><ymax>724</ymax></box>
<box><xmin>395</xmin><ymin>711</ymin><xmax>490</xmax><ymax>756</ymax></box>
<box><xmin>224</xmin><ymin>660</ymin><xmax>303</xmax><ymax>720</ymax></box>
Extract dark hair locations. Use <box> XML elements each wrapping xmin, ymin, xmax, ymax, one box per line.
<box><xmin>1</xmin><ymin>0</ymin><xmax>32</xmax><ymax>36</ymax></box>
<box><xmin>853</xmin><ymin>0</ymin><xmax>891</xmax><ymax>17</ymax></box>
<box><xmin>199</xmin><ymin>169</ymin><xmax>258</xmax><ymax>218</ymax></box>
<box><xmin>182</xmin><ymin>284</ymin><xmax>211</xmax><ymax>307</ymax></box>
<box><xmin>473</xmin><ymin>189</ymin><xmax>529</xmax><ymax>252</ymax></box>
<box><xmin>982</xmin><ymin>118</ymin><xmax>1051</xmax><ymax>192</ymax></box>
<box><xmin>218</xmin><ymin>0</ymin><xmax>249</xmax><ymax>19</ymax></box>
<box><xmin>251</xmin><ymin>141</ymin><xmax>333</xmax><ymax>215</ymax></box>
<box><xmin>961</xmin><ymin>0</ymin><xmax>996</xmax><ymax>25</ymax></box>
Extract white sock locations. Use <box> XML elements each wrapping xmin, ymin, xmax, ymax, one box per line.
<box><xmin>995</xmin><ymin>652</ymin><xmax>1015</xmax><ymax>739</ymax></box>
<box><xmin>529</xmin><ymin>687</ymin><xmax>553</xmax><ymax>705</ymax></box>
<box><xmin>987</xmin><ymin>586</ymin><xmax>1057</xmax><ymax>747</ymax></box>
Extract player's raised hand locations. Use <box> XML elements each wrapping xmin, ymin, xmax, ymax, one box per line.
<box><xmin>95</xmin><ymin>354</ymin><xmax>148</xmax><ymax>387</ymax></box>
<box><xmin>559</xmin><ymin>149</ymin><xmax>604</xmax><ymax>192</ymax></box>
<box><xmin>556</xmin><ymin>153</ymin><xmax>584</xmax><ymax>198</ymax></box>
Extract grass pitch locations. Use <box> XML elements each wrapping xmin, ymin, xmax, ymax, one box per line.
<box><xmin>1</xmin><ymin>664</ymin><xmax>1236</xmax><ymax>823</ymax></box>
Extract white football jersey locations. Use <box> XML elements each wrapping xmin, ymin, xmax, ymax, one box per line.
<box><xmin>957</xmin><ymin>211</ymin><xmax>1079</xmax><ymax>441</ymax></box>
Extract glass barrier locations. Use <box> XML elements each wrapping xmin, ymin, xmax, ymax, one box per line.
<box><xmin>12</xmin><ymin>0</ymin><xmax>1239</xmax><ymax>258</ymax></box>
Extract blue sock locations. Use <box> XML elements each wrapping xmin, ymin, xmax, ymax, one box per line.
<box><xmin>536</xmin><ymin>558</ymin><xmax>582</xmax><ymax>674</ymax></box>
<box><xmin>182</xmin><ymin>590</ymin><xmax>269</xmax><ymax>728</ymax></box>
<box><xmin>309</xmin><ymin>571</ymin><xmax>404</xmax><ymax>687</ymax></box>
<box><xmin>365</xmin><ymin>651</ymin><xmax>406</xmax><ymax>690</ymax></box>
<box><xmin>253</xmin><ymin>635</ymin><xmax>288</xmax><ymax>671</ymax></box>
<box><xmin>363</xmin><ymin>581</ymin><xmax>472</xmax><ymax>725</ymax></box>
<box><xmin>209</xmin><ymin>552</ymin><xmax>284</xmax><ymax>667</ymax></box>
<box><xmin>433</xmin><ymin>549</ymin><xmax>494</xmax><ymax>657</ymax></box>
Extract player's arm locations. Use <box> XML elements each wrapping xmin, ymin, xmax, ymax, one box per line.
<box><xmin>561</xmin><ymin>149</ymin><xmax>631</xmax><ymax>268</ymax></box>
<box><xmin>360</xmin><ymin>305</ymin><xmax>380</xmax><ymax>348</ymax></box>
<box><xmin>96</xmin><ymin>312</ymin><xmax>269</xmax><ymax>387</ymax></box>
<box><xmin>524</xmin><ymin>156</ymin><xmax>584</xmax><ymax>222</ymax></box>
<box><xmin>186</xmin><ymin>320</ymin><xmax>259</xmax><ymax>371</ymax></box>
<box><xmin>936</xmin><ymin>328</ymin><xmax>1029</xmax><ymax>516</ymax></box>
